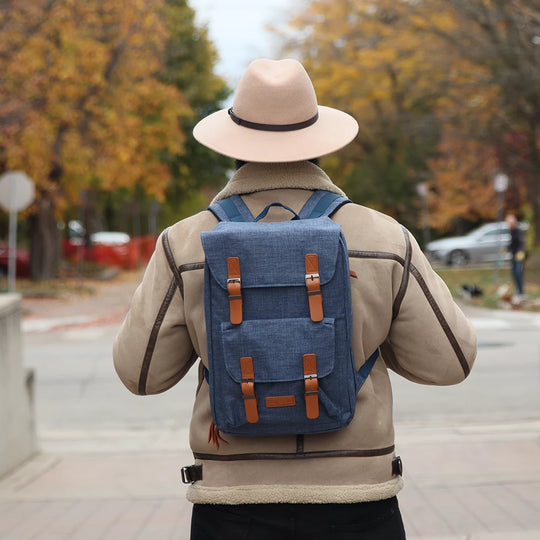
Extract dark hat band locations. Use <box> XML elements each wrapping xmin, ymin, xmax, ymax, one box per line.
<box><xmin>228</xmin><ymin>108</ymin><xmax>319</xmax><ymax>132</ymax></box>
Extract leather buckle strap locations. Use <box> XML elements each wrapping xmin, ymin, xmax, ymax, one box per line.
<box><xmin>392</xmin><ymin>456</ymin><xmax>403</xmax><ymax>476</ymax></box>
<box><xmin>305</xmin><ymin>254</ymin><xmax>323</xmax><ymax>322</ymax></box>
<box><xmin>227</xmin><ymin>257</ymin><xmax>243</xmax><ymax>325</ymax></box>
<box><xmin>240</xmin><ymin>357</ymin><xmax>259</xmax><ymax>423</ymax></box>
<box><xmin>181</xmin><ymin>465</ymin><xmax>202</xmax><ymax>484</ymax></box>
<box><xmin>303</xmin><ymin>354</ymin><xmax>319</xmax><ymax>419</ymax></box>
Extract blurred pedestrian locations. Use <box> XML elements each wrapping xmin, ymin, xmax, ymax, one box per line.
<box><xmin>505</xmin><ymin>213</ymin><xmax>526</xmax><ymax>298</ymax></box>
<box><xmin>113</xmin><ymin>58</ymin><xmax>477</xmax><ymax>540</ymax></box>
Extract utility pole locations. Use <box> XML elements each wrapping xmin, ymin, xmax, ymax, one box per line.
<box><xmin>493</xmin><ymin>173</ymin><xmax>509</xmax><ymax>285</ymax></box>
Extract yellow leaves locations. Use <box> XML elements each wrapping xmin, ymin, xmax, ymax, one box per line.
<box><xmin>0</xmin><ymin>0</ymin><xmax>189</xmax><ymax>206</ymax></box>
<box><xmin>279</xmin><ymin>0</ymin><xmax>521</xmax><ymax>230</ymax></box>
<box><xmin>7</xmin><ymin>112</ymin><xmax>54</xmax><ymax>187</ymax></box>
<box><xmin>356</xmin><ymin>48</ymin><xmax>397</xmax><ymax>69</ymax></box>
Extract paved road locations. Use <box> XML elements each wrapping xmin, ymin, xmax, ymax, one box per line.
<box><xmin>392</xmin><ymin>307</ymin><xmax>540</xmax><ymax>424</ymax></box>
<box><xmin>0</xmin><ymin>277</ymin><xmax>539</xmax><ymax>539</ymax></box>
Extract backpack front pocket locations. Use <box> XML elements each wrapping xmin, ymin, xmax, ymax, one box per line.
<box><xmin>209</xmin><ymin>317</ymin><xmax>355</xmax><ymax>436</ymax></box>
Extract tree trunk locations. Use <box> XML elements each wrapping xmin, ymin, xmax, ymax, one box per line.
<box><xmin>527</xmin><ymin>120</ymin><xmax>540</xmax><ymax>247</ymax></box>
<box><xmin>29</xmin><ymin>195</ymin><xmax>61</xmax><ymax>281</ymax></box>
<box><xmin>532</xmin><ymin>194</ymin><xmax>540</xmax><ymax>247</ymax></box>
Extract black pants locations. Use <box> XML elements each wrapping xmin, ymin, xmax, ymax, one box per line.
<box><xmin>191</xmin><ymin>497</ymin><xmax>406</xmax><ymax>540</ymax></box>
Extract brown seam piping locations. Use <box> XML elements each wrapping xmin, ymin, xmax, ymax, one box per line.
<box><xmin>179</xmin><ymin>262</ymin><xmax>205</xmax><ymax>273</ymax></box>
<box><xmin>138</xmin><ymin>231</ymin><xmax>199</xmax><ymax>395</ymax></box>
<box><xmin>176</xmin><ymin>262</ymin><xmax>205</xmax><ymax>299</ymax></box>
<box><xmin>193</xmin><ymin>446</ymin><xmax>395</xmax><ymax>462</ymax></box>
<box><xmin>348</xmin><ymin>250</ymin><xmax>405</xmax><ymax>265</ymax></box>
<box><xmin>409</xmin><ymin>263</ymin><xmax>471</xmax><ymax>377</ymax></box>
<box><xmin>348</xmin><ymin>251</ymin><xmax>406</xmax><ymax>318</ymax></box>
<box><xmin>138</xmin><ymin>277</ymin><xmax>178</xmax><ymax>395</ymax></box>
<box><xmin>348</xmin><ymin>249</ymin><xmax>470</xmax><ymax>378</ymax></box>
<box><xmin>162</xmin><ymin>228</ymin><xmax>184</xmax><ymax>295</ymax></box>
<box><xmin>392</xmin><ymin>227</ymin><xmax>412</xmax><ymax>320</ymax></box>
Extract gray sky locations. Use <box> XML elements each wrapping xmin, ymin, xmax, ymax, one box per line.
<box><xmin>189</xmin><ymin>0</ymin><xmax>302</xmax><ymax>88</ymax></box>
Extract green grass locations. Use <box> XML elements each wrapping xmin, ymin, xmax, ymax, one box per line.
<box><xmin>3</xmin><ymin>252</ymin><xmax>540</xmax><ymax>311</ymax></box>
<box><xmin>0</xmin><ymin>260</ymin><xmax>118</xmax><ymax>297</ymax></box>
<box><xmin>435</xmin><ymin>255</ymin><xmax>540</xmax><ymax>311</ymax></box>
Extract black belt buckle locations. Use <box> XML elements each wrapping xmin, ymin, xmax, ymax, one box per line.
<box><xmin>181</xmin><ymin>465</ymin><xmax>203</xmax><ymax>484</ymax></box>
<box><xmin>392</xmin><ymin>456</ymin><xmax>403</xmax><ymax>476</ymax></box>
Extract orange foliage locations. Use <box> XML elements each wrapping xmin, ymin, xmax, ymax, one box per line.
<box><xmin>0</xmin><ymin>0</ymin><xmax>189</xmax><ymax>211</ymax></box>
<box><xmin>428</xmin><ymin>134</ymin><xmax>498</xmax><ymax>231</ymax></box>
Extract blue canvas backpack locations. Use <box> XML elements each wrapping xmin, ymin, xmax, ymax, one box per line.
<box><xmin>201</xmin><ymin>190</ymin><xmax>379</xmax><ymax>437</ymax></box>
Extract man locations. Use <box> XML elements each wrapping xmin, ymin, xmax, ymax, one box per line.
<box><xmin>114</xmin><ymin>58</ymin><xmax>477</xmax><ymax>539</ymax></box>
<box><xmin>505</xmin><ymin>213</ymin><xmax>526</xmax><ymax>298</ymax></box>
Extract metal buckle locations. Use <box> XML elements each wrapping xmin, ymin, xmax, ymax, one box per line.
<box><xmin>181</xmin><ymin>465</ymin><xmax>202</xmax><ymax>484</ymax></box>
<box><xmin>305</xmin><ymin>273</ymin><xmax>320</xmax><ymax>282</ymax></box>
<box><xmin>181</xmin><ymin>466</ymin><xmax>191</xmax><ymax>484</ymax></box>
<box><xmin>392</xmin><ymin>456</ymin><xmax>403</xmax><ymax>476</ymax></box>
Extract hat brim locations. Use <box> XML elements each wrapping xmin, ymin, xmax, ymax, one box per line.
<box><xmin>193</xmin><ymin>105</ymin><xmax>359</xmax><ymax>163</ymax></box>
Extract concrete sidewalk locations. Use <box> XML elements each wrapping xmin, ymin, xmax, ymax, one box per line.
<box><xmin>1</xmin><ymin>274</ymin><xmax>539</xmax><ymax>539</ymax></box>
<box><xmin>19</xmin><ymin>272</ymin><xmax>140</xmax><ymax>334</ymax></box>
<box><xmin>1</xmin><ymin>419</ymin><xmax>539</xmax><ymax>539</ymax></box>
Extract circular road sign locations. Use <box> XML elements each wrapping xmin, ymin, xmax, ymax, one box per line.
<box><xmin>493</xmin><ymin>173</ymin><xmax>509</xmax><ymax>193</ymax></box>
<box><xmin>0</xmin><ymin>171</ymin><xmax>35</xmax><ymax>212</ymax></box>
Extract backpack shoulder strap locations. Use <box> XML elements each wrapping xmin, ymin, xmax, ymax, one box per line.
<box><xmin>356</xmin><ymin>348</ymin><xmax>379</xmax><ymax>389</ymax></box>
<box><xmin>298</xmin><ymin>190</ymin><xmax>350</xmax><ymax>219</ymax></box>
<box><xmin>207</xmin><ymin>195</ymin><xmax>255</xmax><ymax>222</ymax></box>
<box><xmin>209</xmin><ymin>190</ymin><xmax>349</xmax><ymax>222</ymax></box>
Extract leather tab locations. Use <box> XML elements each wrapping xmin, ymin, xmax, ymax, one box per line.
<box><xmin>227</xmin><ymin>257</ymin><xmax>243</xmax><ymax>325</ymax></box>
<box><xmin>240</xmin><ymin>357</ymin><xmax>258</xmax><ymax>423</ymax></box>
<box><xmin>265</xmin><ymin>395</ymin><xmax>296</xmax><ymax>408</ymax></box>
<box><xmin>305</xmin><ymin>254</ymin><xmax>323</xmax><ymax>322</ymax></box>
<box><xmin>303</xmin><ymin>353</ymin><xmax>319</xmax><ymax>419</ymax></box>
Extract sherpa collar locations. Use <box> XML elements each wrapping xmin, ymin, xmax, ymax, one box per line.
<box><xmin>211</xmin><ymin>161</ymin><xmax>347</xmax><ymax>204</ymax></box>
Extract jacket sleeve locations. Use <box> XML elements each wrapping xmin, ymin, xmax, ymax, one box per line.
<box><xmin>113</xmin><ymin>229</ymin><xmax>196</xmax><ymax>395</ymax></box>
<box><xmin>381</xmin><ymin>230</ymin><xmax>477</xmax><ymax>385</ymax></box>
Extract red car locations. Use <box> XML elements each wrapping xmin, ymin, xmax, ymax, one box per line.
<box><xmin>0</xmin><ymin>240</ymin><xmax>30</xmax><ymax>278</ymax></box>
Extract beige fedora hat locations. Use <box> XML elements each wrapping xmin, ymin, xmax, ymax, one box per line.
<box><xmin>193</xmin><ymin>58</ymin><xmax>359</xmax><ymax>163</ymax></box>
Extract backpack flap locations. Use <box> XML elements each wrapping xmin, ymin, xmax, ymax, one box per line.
<box><xmin>201</xmin><ymin>217</ymin><xmax>342</xmax><ymax>290</ymax></box>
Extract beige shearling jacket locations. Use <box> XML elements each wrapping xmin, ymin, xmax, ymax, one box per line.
<box><xmin>113</xmin><ymin>161</ymin><xmax>477</xmax><ymax>505</ymax></box>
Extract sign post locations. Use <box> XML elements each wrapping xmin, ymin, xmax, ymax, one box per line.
<box><xmin>0</xmin><ymin>172</ymin><xmax>35</xmax><ymax>292</ymax></box>
<box><xmin>493</xmin><ymin>173</ymin><xmax>509</xmax><ymax>285</ymax></box>
<box><xmin>416</xmin><ymin>182</ymin><xmax>430</xmax><ymax>248</ymax></box>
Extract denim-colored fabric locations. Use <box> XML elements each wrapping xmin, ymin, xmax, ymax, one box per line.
<box><xmin>511</xmin><ymin>258</ymin><xmax>524</xmax><ymax>295</ymax></box>
<box><xmin>203</xmin><ymin>218</ymin><xmax>341</xmax><ymax>288</ymax></box>
<box><xmin>201</xmin><ymin>192</ymin><xmax>377</xmax><ymax>437</ymax></box>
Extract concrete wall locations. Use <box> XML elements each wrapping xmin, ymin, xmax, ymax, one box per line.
<box><xmin>0</xmin><ymin>294</ymin><xmax>37</xmax><ymax>478</ymax></box>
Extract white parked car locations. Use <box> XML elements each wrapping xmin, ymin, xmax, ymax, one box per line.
<box><xmin>90</xmin><ymin>231</ymin><xmax>130</xmax><ymax>246</ymax></box>
<box><xmin>67</xmin><ymin>221</ymin><xmax>130</xmax><ymax>246</ymax></box>
<box><xmin>425</xmin><ymin>222</ymin><xmax>528</xmax><ymax>266</ymax></box>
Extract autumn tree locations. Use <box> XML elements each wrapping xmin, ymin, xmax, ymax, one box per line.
<box><xmin>423</xmin><ymin>0</ymin><xmax>540</xmax><ymax>245</ymax></box>
<box><xmin>159</xmin><ymin>0</ymin><xmax>231</xmax><ymax>225</ymax></box>
<box><xmin>279</xmin><ymin>0</ymin><xmax>453</xmax><ymax>233</ymax></box>
<box><xmin>427</xmin><ymin>135</ymin><xmax>499</xmax><ymax>231</ymax></box>
<box><xmin>0</xmin><ymin>0</ymin><xmax>187</xmax><ymax>279</ymax></box>
<box><xmin>283</xmin><ymin>0</ymin><xmax>540</xmax><ymax>243</ymax></box>
<box><xmin>93</xmin><ymin>1</ymin><xmax>231</xmax><ymax>236</ymax></box>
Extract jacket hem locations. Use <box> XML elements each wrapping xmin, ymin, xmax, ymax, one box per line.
<box><xmin>186</xmin><ymin>477</ymin><xmax>403</xmax><ymax>505</ymax></box>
